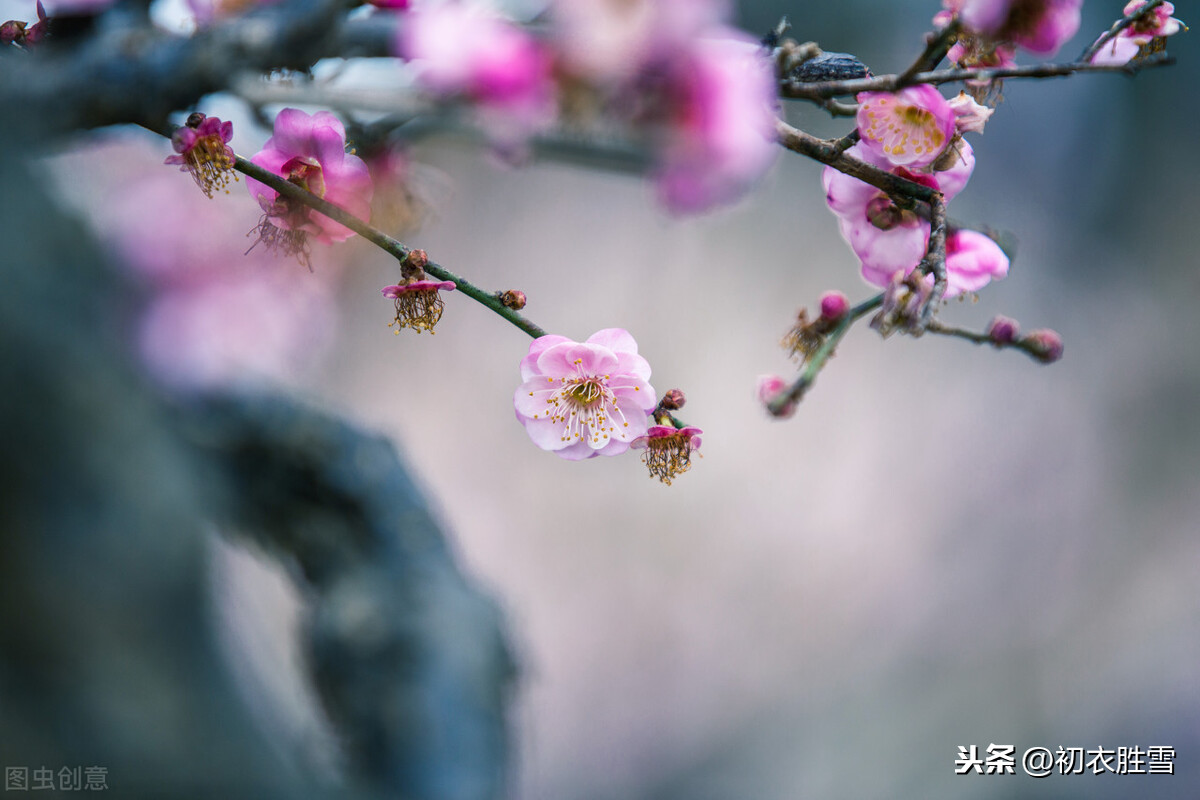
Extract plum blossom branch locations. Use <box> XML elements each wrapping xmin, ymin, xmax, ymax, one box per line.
<box><xmin>231</xmin><ymin>154</ymin><xmax>548</xmax><ymax>339</ymax></box>
<box><xmin>925</xmin><ymin>319</ymin><xmax>1063</xmax><ymax>363</ymax></box>
<box><xmin>766</xmin><ymin>293</ymin><xmax>883</xmax><ymax>416</ymax></box>
<box><xmin>782</xmin><ymin>53</ymin><xmax>1173</xmax><ymax>101</ymax></box>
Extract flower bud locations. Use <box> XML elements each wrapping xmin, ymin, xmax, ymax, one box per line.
<box><xmin>757</xmin><ymin>374</ymin><xmax>797</xmax><ymax>419</ymax></box>
<box><xmin>1022</xmin><ymin>328</ymin><xmax>1064</xmax><ymax>364</ymax></box>
<box><xmin>498</xmin><ymin>289</ymin><xmax>526</xmax><ymax>310</ymax></box>
<box><xmin>659</xmin><ymin>389</ymin><xmax>686</xmax><ymax>411</ymax></box>
<box><xmin>819</xmin><ymin>290</ymin><xmax>849</xmax><ymax>322</ymax></box>
<box><xmin>986</xmin><ymin>315</ymin><xmax>1019</xmax><ymax>345</ymax></box>
<box><xmin>400</xmin><ymin>248</ymin><xmax>429</xmax><ymax>281</ymax></box>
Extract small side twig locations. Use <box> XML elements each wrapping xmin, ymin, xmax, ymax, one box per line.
<box><xmin>767</xmin><ymin>293</ymin><xmax>884</xmax><ymax>415</ymax></box>
<box><xmin>231</xmin><ymin>155</ymin><xmax>548</xmax><ymax>339</ymax></box>
<box><xmin>774</xmin><ymin>118</ymin><xmax>937</xmax><ymax>203</ymax></box>
<box><xmin>897</xmin><ymin>18</ymin><xmax>962</xmax><ymax>86</ymax></box>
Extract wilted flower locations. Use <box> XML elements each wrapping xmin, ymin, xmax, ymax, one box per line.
<box><xmin>514</xmin><ymin>329</ymin><xmax>656</xmax><ymax>460</ymax></box>
<box><xmin>246</xmin><ymin>108</ymin><xmax>373</xmax><ymax>263</ymax></box>
<box><xmin>856</xmin><ymin>85</ymin><xmax>957</xmax><ymax>169</ymax></box>
<box><xmin>164</xmin><ymin>113</ymin><xmax>237</xmax><ymax>198</ymax></box>
<box><xmin>871</xmin><ymin>270</ymin><xmax>934</xmax><ymax>337</ymax></box>
<box><xmin>631</xmin><ymin>425</ymin><xmax>703</xmax><ymax>485</ymax></box>
<box><xmin>382</xmin><ymin>279</ymin><xmax>456</xmax><ymax>334</ymax></box>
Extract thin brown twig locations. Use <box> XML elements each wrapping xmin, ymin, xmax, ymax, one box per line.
<box><xmin>920</xmin><ymin>193</ymin><xmax>948</xmax><ymax>325</ymax></box>
<box><xmin>774</xmin><ymin>118</ymin><xmax>936</xmax><ymax>203</ymax></box>
<box><xmin>231</xmin><ymin>155</ymin><xmax>549</xmax><ymax>339</ymax></box>
<box><xmin>782</xmin><ymin>52</ymin><xmax>1173</xmax><ymax>100</ymax></box>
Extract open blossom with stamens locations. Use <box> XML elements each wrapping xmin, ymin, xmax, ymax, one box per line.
<box><xmin>246</xmin><ymin>108</ymin><xmax>373</xmax><ymax>255</ymax></box>
<box><xmin>514</xmin><ymin>329</ymin><xmax>657</xmax><ymax>461</ymax></box>
<box><xmin>856</xmin><ymin>86</ymin><xmax>956</xmax><ymax>170</ymax></box>
<box><xmin>382</xmin><ymin>279</ymin><xmax>455</xmax><ymax>334</ymax></box>
<box><xmin>631</xmin><ymin>425</ymin><xmax>703</xmax><ymax>485</ymax></box>
<box><xmin>164</xmin><ymin>113</ymin><xmax>237</xmax><ymax>198</ymax></box>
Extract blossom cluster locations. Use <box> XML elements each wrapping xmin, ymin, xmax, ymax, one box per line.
<box><xmin>394</xmin><ymin>0</ymin><xmax>778</xmax><ymax>214</ymax></box>
<box><xmin>823</xmin><ymin>85</ymin><xmax>1008</xmax><ymax>297</ymax></box>
<box><xmin>139</xmin><ymin>0</ymin><xmax>1180</xmax><ymax>484</ymax></box>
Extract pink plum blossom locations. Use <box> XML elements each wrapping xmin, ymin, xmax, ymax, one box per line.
<box><xmin>246</xmin><ymin>108</ymin><xmax>373</xmax><ymax>245</ymax></box>
<box><xmin>1120</xmin><ymin>0</ymin><xmax>1184</xmax><ymax>42</ymax></box>
<box><xmin>398</xmin><ymin>2</ymin><xmax>554</xmax><ymax>125</ymax></box>
<box><xmin>952</xmin><ymin>0</ymin><xmax>1083</xmax><ymax>56</ymax></box>
<box><xmin>654</xmin><ymin>30</ymin><xmax>779</xmax><ymax>214</ymax></box>
<box><xmin>856</xmin><ymin>85</ymin><xmax>956</xmax><ymax>169</ymax></box>
<box><xmin>823</xmin><ymin>142</ymin><xmax>975</xmax><ymax>287</ymax></box>
<box><xmin>943</xmin><ymin>229</ymin><xmax>1009</xmax><ymax>296</ymax></box>
<box><xmin>1089</xmin><ymin>1</ymin><xmax>1184</xmax><ymax>65</ymax></box>
<box><xmin>514</xmin><ymin>329</ymin><xmax>657</xmax><ymax>460</ymax></box>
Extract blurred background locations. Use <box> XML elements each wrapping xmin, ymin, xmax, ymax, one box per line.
<box><xmin>7</xmin><ymin>0</ymin><xmax>1200</xmax><ymax>797</ymax></box>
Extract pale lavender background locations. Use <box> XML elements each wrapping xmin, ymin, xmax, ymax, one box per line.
<box><xmin>28</xmin><ymin>0</ymin><xmax>1200</xmax><ymax>795</ymax></box>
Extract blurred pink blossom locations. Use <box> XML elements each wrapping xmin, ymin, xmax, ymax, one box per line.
<box><xmin>951</xmin><ymin>0</ymin><xmax>1082</xmax><ymax>56</ymax></box>
<box><xmin>856</xmin><ymin>85</ymin><xmax>956</xmax><ymax>169</ymax></box>
<box><xmin>76</xmin><ymin>140</ymin><xmax>344</xmax><ymax>390</ymax></box>
<box><xmin>514</xmin><ymin>329</ymin><xmax>656</xmax><ymax>460</ymax></box>
<box><xmin>246</xmin><ymin>108</ymin><xmax>373</xmax><ymax>245</ymax></box>
<box><xmin>398</xmin><ymin>2</ymin><xmax>554</xmax><ymax>126</ymax></box>
<box><xmin>654</xmin><ymin>31</ymin><xmax>778</xmax><ymax>214</ymax></box>
<box><xmin>550</xmin><ymin>0</ymin><xmax>728</xmax><ymax>83</ymax></box>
